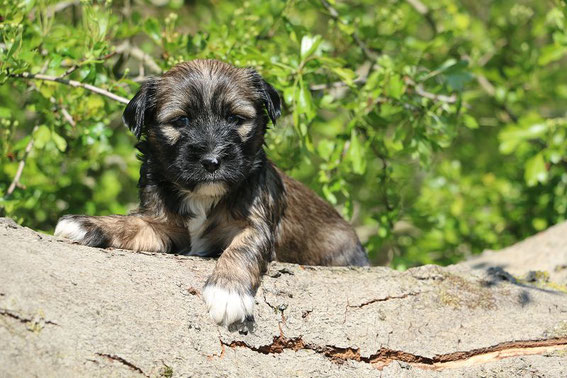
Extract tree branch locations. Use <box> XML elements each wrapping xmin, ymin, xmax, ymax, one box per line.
<box><xmin>6</xmin><ymin>126</ymin><xmax>38</xmax><ymax>197</ymax></box>
<box><xmin>115</xmin><ymin>41</ymin><xmax>162</xmax><ymax>75</ymax></box>
<box><xmin>475</xmin><ymin>73</ymin><xmax>517</xmax><ymax>122</ymax></box>
<box><xmin>311</xmin><ymin>75</ymin><xmax>457</xmax><ymax>104</ymax></box>
<box><xmin>58</xmin><ymin>51</ymin><xmax>118</xmax><ymax>79</ymax></box>
<box><xmin>413</xmin><ymin>84</ymin><xmax>457</xmax><ymax>103</ymax></box>
<box><xmin>319</xmin><ymin>0</ymin><xmax>379</xmax><ymax>60</ymax></box>
<box><xmin>309</xmin><ymin>76</ymin><xmax>367</xmax><ymax>91</ymax></box>
<box><xmin>50</xmin><ymin>97</ymin><xmax>77</xmax><ymax>127</ymax></box>
<box><xmin>46</xmin><ymin>1</ymin><xmax>80</xmax><ymax>17</ymax></box>
<box><xmin>27</xmin><ymin>0</ymin><xmax>80</xmax><ymax>21</ymax></box>
<box><xmin>8</xmin><ymin>72</ymin><xmax>129</xmax><ymax>104</ymax></box>
<box><xmin>60</xmin><ymin>107</ymin><xmax>76</xmax><ymax>127</ymax></box>
<box><xmin>406</xmin><ymin>0</ymin><xmax>437</xmax><ymax>35</ymax></box>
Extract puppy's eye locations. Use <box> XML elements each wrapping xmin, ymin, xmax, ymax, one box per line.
<box><xmin>171</xmin><ymin>116</ymin><xmax>190</xmax><ymax>127</ymax></box>
<box><xmin>227</xmin><ymin>114</ymin><xmax>248</xmax><ymax>126</ymax></box>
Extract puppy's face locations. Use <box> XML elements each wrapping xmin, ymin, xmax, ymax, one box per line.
<box><xmin>123</xmin><ymin>60</ymin><xmax>281</xmax><ymax>194</ymax></box>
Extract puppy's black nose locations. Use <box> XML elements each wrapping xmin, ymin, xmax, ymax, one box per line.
<box><xmin>201</xmin><ymin>156</ymin><xmax>220</xmax><ymax>172</ymax></box>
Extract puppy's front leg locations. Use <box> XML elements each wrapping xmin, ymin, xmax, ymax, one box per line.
<box><xmin>203</xmin><ymin>227</ymin><xmax>272</xmax><ymax>327</ymax></box>
<box><xmin>54</xmin><ymin>214</ymin><xmax>187</xmax><ymax>252</ymax></box>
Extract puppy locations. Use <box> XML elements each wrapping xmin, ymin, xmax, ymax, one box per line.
<box><xmin>55</xmin><ymin>60</ymin><xmax>368</xmax><ymax>328</ymax></box>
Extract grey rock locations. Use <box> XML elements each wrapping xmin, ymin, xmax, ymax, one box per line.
<box><xmin>463</xmin><ymin>221</ymin><xmax>567</xmax><ymax>284</ymax></box>
<box><xmin>1</xmin><ymin>218</ymin><xmax>566</xmax><ymax>377</ymax></box>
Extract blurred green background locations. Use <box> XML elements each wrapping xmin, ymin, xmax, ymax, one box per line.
<box><xmin>1</xmin><ymin>0</ymin><xmax>566</xmax><ymax>268</ymax></box>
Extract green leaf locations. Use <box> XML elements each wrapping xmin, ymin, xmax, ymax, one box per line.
<box><xmin>296</xmin><ymin>81</ymin><xmax>315</xmax><ymax>121</ymax></box>
<box><xmin>380</xmin><ymin>103</ymin><xmax>401</xmax><ymax>117</ymax></box>
<box><xmin>300</xmin><ymin>35</ymin><xmax>322</xmax><ymax>59</ymax></box>
<box><xmin>348</xmin><ymin>131</ymin><xmax>367</xmax><ymax>175</ymax></box>
<box><xmin>331</xmin><ymin>67</ymin><xmax>356</xmax><ymax>86</ymax></box>
<box><xmin>322</xmin><ymin>184</ymin><xmax>337</xmax><ymax>205</ymax></box>
<box><xmin>0</xmin><ymin>107</ymin><xmax>11</xmax><ymax>118</ymax></box>
<box><xmin>49</xmin><ymin>55</ymin><xmax>63</xmax><ymax>70</ymax></box>
<box><xmin>524</xmin><ymin>153</ymin><xmax>547</xmax><ymax>186</ymax></box>
<box><xmin>12</xmin><ymin>135</ymin><xmax>31</xmax><ymax>152</ymax></box>
<box><xmin>317</xmin><ymin>139</ymin><xmax>335</xmax><ymax>161</ymax></box>
<box><xmin>386</xmin><ymin>74</ymin><xmax>405</xmax><ymax>99</ymax></box>
<box><xmin>38</xmin><ymin>83</ymin><xmax>56</xmax><ymax>99</ymax></box>
<box><xmin>426</xmin><ymin>60</ymin><xmax>472</xmax><ymax>91</ymax></box>
<box><xmin>538</xmin><ymin>44</ymin><xmax>567</xmax><ymax>66</ymax></box>
<box><xmin>463</xmin><ymin>114</ymin><xmax>478</xmax><ymax>129</ymax></box>
<box><xmin>86</xmin><ymin>96</ymin><xmax>105</xmax><ymax>113</ymax></box>
<box><xmin>144</xmin><ymin>18</ymin><xmax>161</xmax><ymax>43</ymax></box>
<box><xmin>51</xmin><ymin>131</ymin><xmax>67</xmax><ymax>152</ymax></box>
<box><xmin>33</xmin><ymin>126</ymin><xmax>51</xmax><ymax>150</ymax></box>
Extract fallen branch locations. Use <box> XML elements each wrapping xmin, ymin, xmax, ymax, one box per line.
<box><xmin>8</xmin><ymin>72</ymin><xmax>129</xmax><ymax>104</ymax></box>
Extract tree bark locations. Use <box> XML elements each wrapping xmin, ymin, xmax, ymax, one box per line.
<box><xmin>1</xmin><ymin>217</ymin><xmax>566</xmax><ymax>377</ymax></box>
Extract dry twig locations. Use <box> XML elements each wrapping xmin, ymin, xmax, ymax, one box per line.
<box><xmin>115</xmin><ymin>41</ymin><xmax>162</xmax><ymax>75</ymax></box>
<box><xmin>319</xmin><ymin>0</ymin><xmax>379</xmax><ymax>60</ymax></box>
<box><xmin>406</xmin><ymin>0</ymin><xmax>437</xmax><ymax>35</ymax></box>
<box><xmin>9</xmin><ymin>72</ymin><xmax>129</xmax><ymax>104</ymax></box>
<box><xmin>6</xmin><ymin>126</ymin><xmax>39</xmax><ymax>197</ymax></box>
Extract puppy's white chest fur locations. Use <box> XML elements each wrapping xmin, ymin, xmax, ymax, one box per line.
<box><xmin>180</xmin><ymin>183</ymin><xmax>226</xmax><ymax>255</ymax></box>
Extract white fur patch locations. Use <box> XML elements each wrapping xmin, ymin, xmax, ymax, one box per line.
<box><xmin>54</xmin><ymin>218</ymin><xmax>87</xmax><ymax>241</ymax></box>
<box><xmin>202</xmin><ymin>285</ymin><xmax>254</xmax><ymax>326</ymax></box>
<box><xmin>180</xmin><ymin>184</ymin><xmax>226</xmax><ymax>254</ymax></box>
<box><xmin>193</xmin><ymin>182</ymin><xmax>228</xmax><ymax>197</ymax></box>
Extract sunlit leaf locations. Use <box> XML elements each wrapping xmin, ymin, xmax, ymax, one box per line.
<box><xmin>524</xmin><ymin>153</ymin><xmax>547</xmax><ymax>186</ymax></box>
<box><xmin>300</xmin><ymin>35</ymin><xmax>322</xmax><ymax>59</ymax></box>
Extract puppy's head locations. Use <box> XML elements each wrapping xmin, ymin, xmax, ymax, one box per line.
<box><xmin>123</xmin><ymin>60</ymin><xmax>281</xmax><ymax>195</ymax></box>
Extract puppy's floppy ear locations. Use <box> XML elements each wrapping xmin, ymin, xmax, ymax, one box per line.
<box><xmin>250</xmin><ymin>70</ymin><xmax>281</xmax><ymax>125</ymax></box>
<box><xmin>261</xmin><ymin>79</ymin><xmax>281</xmax><ymax>125</ymax></box>
<box><xmin>122</xmin><ymin>78</ymin><xmax>158</xmax><ymax>139</ymax></box>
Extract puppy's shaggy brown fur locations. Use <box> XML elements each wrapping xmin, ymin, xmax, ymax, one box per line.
<box><xmin>55</xmin><ymin>60</ymin><xmax>368</xmax><ymax>328</ymax></box>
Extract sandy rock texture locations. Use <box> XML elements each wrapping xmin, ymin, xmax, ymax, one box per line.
<box><xmin>1</xmin><ymin>217</ymin><xmax>566</xmax><ymax>377</ymax></box>
<box><xmin>463</xmin><ymin>221</ymin><xmax>567</xmax><ymax>284</ymax></box>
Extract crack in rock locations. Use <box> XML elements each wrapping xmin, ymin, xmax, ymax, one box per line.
<box><xmin>0</xmin><ymin>308</ymin><xmax>59</xmax><ymax>326</ymax></box>
<box><xmin>348</xmin><ymin>291</ymin><xmax>425</xmax><ymax>308</ymax></box>
<box><xmin>263</xmin><ymin>293</ymin><xmax>288</xmax><ymax>324</ymax></box>
<box><xmin>221</xmin><ymin>335</ymin><xmax>567</xmax><ymax>370</ymax></box>
<box><xmin>95</xmin><ymin>353</ymin><xmax>148</xmax><ymax>376</ymax></box>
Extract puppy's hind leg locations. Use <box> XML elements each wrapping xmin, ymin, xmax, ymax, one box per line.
<box><xmin>54</xmin><ymin>214</ymin><xmax>188</xmax><ymax>253</ymax></box>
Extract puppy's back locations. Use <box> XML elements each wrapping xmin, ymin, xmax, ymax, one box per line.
<box><xmin>274</xmin><ymin>167</ymin><xmax>369</xmax><ymax>267</ymax></box>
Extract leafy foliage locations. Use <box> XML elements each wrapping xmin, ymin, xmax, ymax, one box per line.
<box><xmin>1</xmin><ymin>0</ymin><xmax>566</xmax><ymax>268</ymax></box>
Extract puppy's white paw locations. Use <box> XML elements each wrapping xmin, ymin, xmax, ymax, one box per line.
<box><xmin>54</xmin><ymin>217</ymin><xmax>87</xmax><ymax>241</ymax></box>
<box><xmin>202</xmin><ymin>284</ymin><xmax>254</xmax><ymax>326</ymax></box>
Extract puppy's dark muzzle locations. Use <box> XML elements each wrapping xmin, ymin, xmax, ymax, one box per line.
<box><xmin>201</xmin><ymin>155</ymin><xmax>220</xmax><ymax>173</ymax></box>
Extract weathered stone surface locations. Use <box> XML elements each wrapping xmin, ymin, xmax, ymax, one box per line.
<box><xmin>463</xmin><ymin>221</ymin><xmax>567</xmax><ymax>284</ymax></box>
<box><xmin>1</xmin><ymin>217</ymin><xmax>566</xmax><ymax>377</ymax></box>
